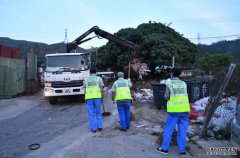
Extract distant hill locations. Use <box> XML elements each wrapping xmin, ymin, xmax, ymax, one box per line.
<box><xmin>197</xmin><ymin>39</ymin><xmax>240</xmax><ymax>63</ymax></box>
<box><xmin>2</xmin><ymin>37</ymin><xmax>239</xmax><ymax>64</ymax></box>
<box><xmin>0</xmin><ymin>37</ymin><xmax>87</xmax><ymax>59</ymax></box>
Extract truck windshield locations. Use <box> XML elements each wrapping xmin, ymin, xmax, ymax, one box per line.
<box><xmin>45</xmin><ymin>54</ymin><xmax>89</xmax><ymax>72</ymax></box>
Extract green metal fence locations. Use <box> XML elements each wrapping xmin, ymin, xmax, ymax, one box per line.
<box><xmin>27</xmin><ymin>50</ymin><xmax>38</xmax><ymax>80</ymax></box>
<box><xmin>0</xmin><ymin>57</ymin><xmax>26</xmax><ymax>98</ymax></box>
<box><xmin>26</xmin><ymin>49</ymin><xmax>39</xmax><ymax>94</ymax></box>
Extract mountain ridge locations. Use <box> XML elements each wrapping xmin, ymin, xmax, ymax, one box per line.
<box><xmin>196</xmin><ymin>39</ymin><xmax>240</xmax><ymax>63</ymax></box>
<box><xmin>1</xmin><ymin>37</ymin><xmax>239</xmax><ymax>63</ymax></box>
<box><xmin>0</xmin><ymin>37</ymin><xmax>87</xmax><ymax>59</ymax></box>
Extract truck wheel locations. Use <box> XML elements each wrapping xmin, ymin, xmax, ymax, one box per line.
<box><xmin>80</xmin><ymin>94</ymin><xmax>85</xmax><ymax>100</ymax></box>
<box><xmin>48</xmin><ymin>97</ymin><xmax>57</xmax><ymax>105</ymax></box>
<box><xmin>77</xmin><ymin>95</ymin><xmax>85</xmax><ymax>102</ymax></box>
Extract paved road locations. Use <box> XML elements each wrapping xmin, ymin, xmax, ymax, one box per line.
<box><xmin>0</xmin><ymin>94</ymin><xmax>88</xmax><ymax>158</ymax></box>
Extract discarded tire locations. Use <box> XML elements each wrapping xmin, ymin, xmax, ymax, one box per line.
<box><xmin>28</xmin><ymin>143</ymin><xmax>40</xmax><ymax>150</ymax></box>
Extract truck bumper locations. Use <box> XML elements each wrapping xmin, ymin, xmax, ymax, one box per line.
<box><xmin>44</xmin><ymin>87</ymin><xmax>84</xmax><ymax>97</ymax></box>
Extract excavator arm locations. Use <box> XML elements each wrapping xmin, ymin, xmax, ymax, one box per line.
<box><xmin>66</xmin><ymin>26</ymin><xmax>137</xmax><ymax>52</ymax></box>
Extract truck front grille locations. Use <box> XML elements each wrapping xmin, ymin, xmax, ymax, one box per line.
<box><xmin>51</xmin><ymin>80</ymin><xmax>83</xmax><ymax>88</ymax></box>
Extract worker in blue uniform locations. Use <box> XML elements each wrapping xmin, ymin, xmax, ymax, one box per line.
<box><xmin>156</xmin><ymin>68</ymin><xmax>190</xmax><ymax>157</ymax></box>
<box><xmin>111</xmin><ymin>72</ymin><xmax>132</xmax><ymax>131</ymax></box>
<box><xmin>84</xmin><ymin>67</ymin><xmax>104</xmax><ymax>133</ymax></box>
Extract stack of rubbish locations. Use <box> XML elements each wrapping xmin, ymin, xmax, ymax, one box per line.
<box><xmin>189</xmin><ymin>96</ymin><xmax>238</xmax><ymax>139</ymax></box>
<box><xmin>207</xmin><ymin>97</ymin><xmax>237</xmax><ymax>138</ymax></box>
<box><xmin>133</xmin><ymin>88</ymin><xmax>153</xmax><ymax>101</ymax></box>
<box><xmin>189</xmin><ymin>97</ymin><xmax>209</xmax><ymax>122</ymax></box>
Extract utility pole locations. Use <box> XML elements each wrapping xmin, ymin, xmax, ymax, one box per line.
<box><xmin>172</xmin><ymin>56</ymin><xmax>175</xmax><ymax>67</ymax></box>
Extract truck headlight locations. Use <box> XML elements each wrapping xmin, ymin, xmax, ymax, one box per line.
<box><xmin>45</xmin><ymin>83</ymin><xmax>51</xmax><ymax>87</ymax></box>
<box><xmin>44</xmin><ymin>88</ymin><xmax>54</xmax><ymax>92</ymax></box>
<box><xmin>44</xmin><ymin>88</ymin><xmax>54</xmax><ymax>96</ymax></box>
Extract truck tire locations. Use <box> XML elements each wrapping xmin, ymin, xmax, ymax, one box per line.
<box><xmin>76</xmin><ymin>94</ymin><xmax>85</xmax><ymax>102</ymax></box>
<box><xmin>48</xmin><ymin>97</ymin><xmax>57</xmax><ymax>105</ymax></box>
<box><xmin>80</xmin><ymin>94</ymin><xmax>85</xmax><ymax>101</ymax></box>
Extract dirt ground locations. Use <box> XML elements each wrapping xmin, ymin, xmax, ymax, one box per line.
<box><xmin>99</xmin><ymin>100</ymin><xmax>166</xmax><ymax>138</ymax></box>
<box><xmin>82</xmin><ymin>98</ymin><xmax>209</xmax><ymax>158</ymax></box>
<box><xmin>2</xmin><ymin>81</ymin><xmax>236</xmax><ymax>158</ymax></box>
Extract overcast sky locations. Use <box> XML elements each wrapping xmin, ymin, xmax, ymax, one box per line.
<box><xmin>1</xmin><ymin>0</ymin><xmax>240</xmax><ymax>49</ymax></box>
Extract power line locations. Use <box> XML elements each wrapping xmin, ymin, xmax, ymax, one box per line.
<box><xmin>188</xmin><ymin>34</ymin><xmax>240</xmax><ymax>40</ymax></box>
<box><xmin>164</xmin><ymin>16</ymin><xmax>240</xmax><ymax>24</ymax></box>
<box><xmin>173</xmin><ymin>16</ymin><xmax>240</xmax><ymax>21</ymax></box>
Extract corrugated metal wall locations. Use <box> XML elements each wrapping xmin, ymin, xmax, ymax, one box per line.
<box><xmin>26</xmin><ymin>48</ymin><xmax>39</xmax><ymax>95</ymax></box>
<box><xmin>27</xmin><ymin>49</ymin><xmax>38</xmax><ymax>80</ymax></box>
<box><xmin>0</xmin><ymin>45</ymin><xmax>20</xmax><ymax>59</ymax></box>
<box><xmin>0</xmin><ymin>57</ymin><xmax>26</xmax><ymax>98</ymax></box>
<box><xmin>0</xmin><ymin>47</ymin><xmax>40</xmax><ymax>99</ymax></box>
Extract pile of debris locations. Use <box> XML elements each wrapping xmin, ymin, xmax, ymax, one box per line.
<box><xmin>189</xmin><ymin>96</ymin><xmax>238</xmax><ymax>139</ymax></box>
<box><xmin>133</xmin><ymin>89</ymin><xmax>153</xmax><ymax>101</ymax></box>
<box><xmin>189</xmin><ymin>97</ymin><xmax>210</xmax><ymax>122</ymax></box>
<box><xmin>207</xmin><ymin>97</ymin><xmax>238</xmax><ymax>139</ymax></box>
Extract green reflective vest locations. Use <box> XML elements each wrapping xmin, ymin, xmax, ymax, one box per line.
<box><xmin>165</xmin><ymin>79</ymin><xmax>190</xmax><ymax>112</ymax></box>
<box><xmin>115</xmin><ymin>79</ymin><xmax>132</xmax><ymax>101</ymax></box>
<box><xmin>85</xmin><ymin>76</ymin><xmax>101</xmax><ymax>100</ymax></box>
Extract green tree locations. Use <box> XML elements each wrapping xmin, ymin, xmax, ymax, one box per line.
<box><xmin>197</xmin><ymin>53</ymin><xmax>233</xmax><ymax>74</ymax></box>
<box><xmin>96</xmin><ymin>22</ymin><xmax>196</xmax><ymax>71</ymax></box>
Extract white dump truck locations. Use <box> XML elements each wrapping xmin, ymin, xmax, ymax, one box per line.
<box><xmin>44</xmin><ymin>26</ymin><xmax>137</xmax><ymax>104</ymax></box>
<box><xmin>44</xmin><ymin>53</ymin><xmax>90</xmax><ymax>104</ymax></box>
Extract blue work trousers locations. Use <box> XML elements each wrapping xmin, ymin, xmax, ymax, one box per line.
<box><xmin>87</xmin><ymin>98</ymin><xmax>102</xmax><ymax>131</ymax></box>
<box><xmin>117</xmin><ymin>100</ymin><xmax>131</xmax><ymax>129</ymax></box>
<box><xmin>161</xmin><ymin>112</ymin><xmax>188</xmax><ymax>153</ymax></box>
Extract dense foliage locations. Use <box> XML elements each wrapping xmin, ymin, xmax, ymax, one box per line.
<box><xmin>197</xmin><ymin>53</ymin><xmax>233</xmax><ymax>74</ymax></box>
<box><xmin>197</xmin><ymin>39</ymin><xmax>240</xmax><ymax>63</ymax></box>
<box><xmin>96</xmin><ymin>22</ymin><xmax>196</xmax><ymax>71</ymax></box>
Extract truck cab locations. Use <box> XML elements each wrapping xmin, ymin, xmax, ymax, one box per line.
<box><xmin>44</xmin><ymin>53</ymin><xmax>90</xmax><ymax>104</ymax></box>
